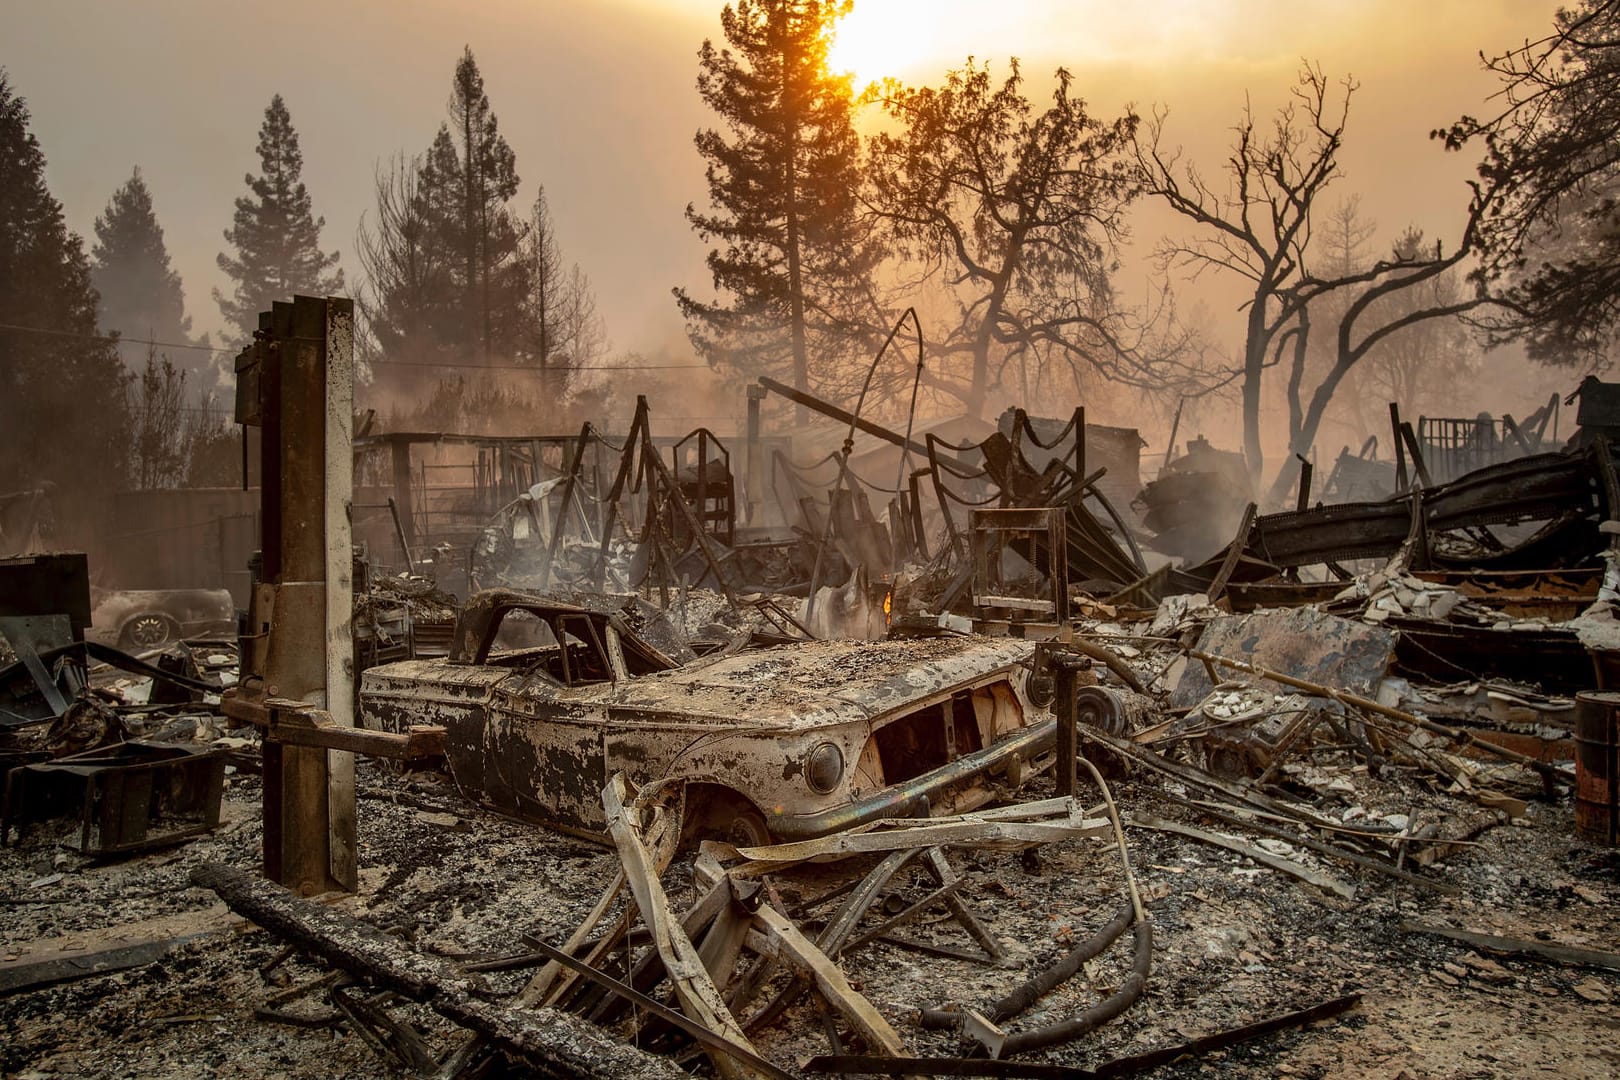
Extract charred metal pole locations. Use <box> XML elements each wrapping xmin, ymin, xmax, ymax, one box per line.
<box><xmin>1052</xmin><ymin>654</ymin><xmax>1085</xmax><ymax>798</ymax></box>
<box><xmin>234</xmin><ymin>295</ymin><xmax>357</xmax><ymax>895</ymax></box>
<box><xmin>1161</xmin><ymin>398</ymin><xmax>1184</xmax><ymax>478</ymax></box>
<box><xmin>745</xmin><ymin>384</ymin><xmax>765</xmax><ymax>527</ymax></box>
<box><xmin>389</xmin><ymin>437</ymin><xmax>416</xmax><ymax>552</ymax></box>
<box><xmin>1390</xmin><ymin>402</ymin><xmax>1408</xmax><ymax>491</ymax></box>
<box><xmin>757</xmin><ymin>376</ymin><xmax>931</xmax><ymax>460</ymax></box>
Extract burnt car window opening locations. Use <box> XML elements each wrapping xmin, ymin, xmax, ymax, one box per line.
<box><xmin>553</xmin><ymin>613</ymin><xmax>613</xmax><ymax>685</ymax></box>
<box><xmin>483</xmin><ymin>607</ymin><xmax>614</xmax><ymax>685</ymax></box>
<box><xmin>489</xmin><ymin>608</ymin><xmax>553</xmax><ymax>658</ymax></box>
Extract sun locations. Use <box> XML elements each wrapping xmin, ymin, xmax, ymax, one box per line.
<box><xmin>825</xmin><ymin>2</ymin><xmax>940</xmax><ymax>92</ymax></box>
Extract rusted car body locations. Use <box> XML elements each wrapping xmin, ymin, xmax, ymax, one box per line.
<box><xmin>359</xmin><ymin>590</ymin><xmax>1054</xmax><ymax>842</ymax></box>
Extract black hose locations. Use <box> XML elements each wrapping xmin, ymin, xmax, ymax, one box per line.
<box><xmin>914</xmin><ymin>902</ymin><xmax>1135</xmax><ymax>1031</ymax></box>
<box><xmin>990</xmin><ymin>902</ymin><xmax>1136</xmax><ymax>1024</ymax></box>
<box><xmin>995</xmin><ymin>916</ymin><xmax>1153</xmax><ymax>1057</ymax></box>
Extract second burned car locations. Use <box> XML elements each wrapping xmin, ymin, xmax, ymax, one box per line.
<box><xmin>359</xmin><ymin>590</ymin><xmax>1056</xmax><ymax>844</ymax></box>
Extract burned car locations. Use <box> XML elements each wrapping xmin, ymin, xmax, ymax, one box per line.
<box><xmin>360</xmin><ymin>589</ymin><xmax>1055</xmax><ymax>844</ymax></box>
<box><xmin>88</xmin><ymin>587</ymin><xmax>237</xmax><ymax>651</ymax></box>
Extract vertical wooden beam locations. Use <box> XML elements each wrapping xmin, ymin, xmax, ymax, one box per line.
<box><xmin>258</xmin><ymin>296</ymin><xmax>356</xmax><ymax>895</ymax></box>
<box><xmin>1390</xmin><ymin>402</ymin><xmax>1408</xmax><ymax>492</ymax></box>
<box><xmin>323</xmin><ymin>298</ymin><xmax>357</xmax><ymax>891</ymax></box>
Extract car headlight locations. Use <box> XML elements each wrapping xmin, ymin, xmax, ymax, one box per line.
<box><xmin>805</xmin><ymin>742</ymin><xmax>844</xmax><ymax>794</ymax></box>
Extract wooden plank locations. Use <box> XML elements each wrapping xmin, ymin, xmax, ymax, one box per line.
<box><xmin>518</xmin><ymin>869</ymin><xmax>625</xmax><ymax>1007</ymax></box>
<box><xmin>521</xmin><ymin>935</ymin><xmax>797</xmax><ymax>1080</ymax></box>
<box><xmin>603</xmin><ymin>775</ymin><xmax>767</xmax><ymax>1080</ymax></box>
<box><xmin>734</xmin><ymin>819</ymin><xmax>1108</xmax><ymax>863</ymax></box>
<box><xmin>1401</xmin><ymin>921</ymin><xmax>1620</xmax><ymax>972</ymax></box>
<box><xmin>1</xmin><ymin>937</ymin><xmax>190</xmax><ymax>996</ymax></box>
<box><xmin>1151</xmin><ymin>785</ymin><xmax>1457</xmax><ymax>895</ymax></box>
<box><xmin>751</xmin><ymin>903</ymin><xmax>910</xmax><ymax>1059</ymax></box>
<box><xmin>191</xmin><ymin>862</ymin><xmax>684</xmax><ymax>1080</ymax></box>
<box><xmin>1206</xmin><ymin>502</ymin><xmax>1257</xmax><ymax>605</ymax></box>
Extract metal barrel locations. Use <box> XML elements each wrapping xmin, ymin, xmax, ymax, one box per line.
<box><xmin>1574</xmin><ymin>690</ymin><xmax>1620</xmax><ymax>847</ymax></box>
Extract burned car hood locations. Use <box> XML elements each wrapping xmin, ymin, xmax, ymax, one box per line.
<box><xmin>589</xmin><ymin>635</ymin><xmax>1034</xmax><ymax>730</ymax></box>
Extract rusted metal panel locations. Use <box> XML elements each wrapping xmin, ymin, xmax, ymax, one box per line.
<box><xmin>1169</xmin><ymin>607</ymin><xmax>1398</xmax><ymax>710</ymax></box>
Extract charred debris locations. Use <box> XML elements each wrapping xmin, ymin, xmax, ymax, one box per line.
<box><xmin>4</xmin><ymin>301</ymin><xmax>1620</xmax><ymax>1077</ymax></box>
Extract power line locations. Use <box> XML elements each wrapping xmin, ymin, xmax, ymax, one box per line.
<box><xmin>0</xmin><ymin>321</ymin><xmax>709</xmax><ymax>371</ymax></box>
<box><xmin>0</xmin><ymin>320</ymin><xmax>239</xmax><ymax>354</ymax></box>
<box><xmin>375</xmin><ymin>358</ymin><xmax>708</xmax><ymax>371</ymax></box>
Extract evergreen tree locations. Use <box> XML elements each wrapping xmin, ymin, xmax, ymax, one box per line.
<box><xmin>0</xmin><ymin>71</ymin><xmax>130</xmax><ymax>500</ymax></box>
<box><xmin>414</xmin><ymin>48</ymin><xmax>525</xmax><ymax>362</ymax></box>
<box><xmin>91</xmin><ymin>167</ymin><xmax>206</xmax><ymax>372</ymax></box>
<box><xmin>215</xmin><ymin>94</ymin><xmax>342</xmax><ymax>340</ymax></box>
<box><xmin>675</xmin><ymin>0</ymin><xmax>881</xmax><ymax>405</ymax></box>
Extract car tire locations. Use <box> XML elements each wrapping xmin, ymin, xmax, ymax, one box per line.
<box><xmin>717</xmin><ymin>804</ymin><xmax>772</xmax><ymax>849</ymax></box>
<box><xmin>119</xmin><ymin>613</ymin><xmax>177</xmax><ymax>652</ymax></box>
<box><xmin>684</xmin><ymin>790</ymin><xmax>772</xmax><ymax>849</ymax></box>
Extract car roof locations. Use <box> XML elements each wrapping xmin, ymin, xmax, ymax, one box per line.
<box><xmin>451</xmin><ymin>588</ymin><xmax>684</xmax><ymax>668</ymax></box>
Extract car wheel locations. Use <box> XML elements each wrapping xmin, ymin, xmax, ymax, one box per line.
<box><xmin>715</xmin><ymin>803</ymin><xmax>771</xmax><ymax>849</ymax></box>
<box><xmin>120</xmin><ymin>613</ymin><xmax>177</xmax><ymax>651</ymax></box>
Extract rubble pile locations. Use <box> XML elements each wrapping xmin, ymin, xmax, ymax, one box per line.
<box><xmin>6</xmin><ymin>386</ymin><xmax>1620</xmax><ymax>1077</ymax></box>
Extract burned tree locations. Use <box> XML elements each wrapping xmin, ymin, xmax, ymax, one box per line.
<box><xmin>1265</xmin><ymin>211</ymin><xmax>1495</xmax><ymax>505</ymax></box>
<box><xmin>357</xmin><ymin>152</ymin><xmax>446</xmax><ymax>368</ymax></box>
<box><xmin>523</xmin><ymin>186</ymin><xmax>607</xmax><ymax>375</ymax></box>
<box><xmin>868</xmin><ymin>61</ymin><xmax>1193</xmax><ymax>417</ymax></box>
<box><xmin>1141</xmin><ymin>66</ymin><xmax>1498</xmax><ymax>496</ymax></box>
<box><xmin>0</xmin><ymin>71</ymin><xmax>129</xmax><ymax>501</ymax></box>
<box><xmin>1138</xmin><ymin>67</ymin><xmax>1349</xmax><ymax>486</ymax></box>
<box><xmin>676</xmin><ymin>0</ymin><xmax>881</xmax><ymax>412</ymax></box>
<box><xmin>125</xmin><ymin>346</ymin><xmax>187</xmax><ymax>490</ymax></box>
<box><xmin>1338</xmin><ymin>226</ymin><xmax>1478</xmax><ymax>430</ymax></box>
<box><xmin>215</xmin><ymin>94</ymin><xmax>343</xmax><ymax>341</ymax></box>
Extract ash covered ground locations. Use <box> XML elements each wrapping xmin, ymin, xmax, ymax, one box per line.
<box><xmin>3</xmin><ymin>759</ymin><xmax>1617</xmax><ymax>1079</ymax></box>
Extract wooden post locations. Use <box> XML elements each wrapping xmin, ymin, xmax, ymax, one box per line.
<box><xmin>248</xmin><ymin>296</ymin><xmax>357</xmax><ymax>895</ymax></box>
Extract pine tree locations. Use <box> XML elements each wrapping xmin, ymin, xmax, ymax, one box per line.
<box><xmin>675</xmin><ymin>0</ymin><xmax>880</xmax><ymax>403</ymax></box>
<box><xmin>215</xmin><ymin>94</ymin><xmax>343</xmax><ymax>340</ymax></box>
<box><xmin>91</xmin><ymin>167</ymin><xmax>205</xmax><ymax>373</ymax></box>
<box><xmin>414</xmin><ymin>48</ymin><xmax>525</xmax><ymax>362</ymax></box>
<box><xmin>0</xmin><ymin>71</ymin><xmax>130</xmax><ymax>500</ymax></box>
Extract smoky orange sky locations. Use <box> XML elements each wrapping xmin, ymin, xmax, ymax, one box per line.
<box><xmin>0</xmin><ymin>0</ymin><xmax>1564</xmax><ymax>403</ymax></box>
